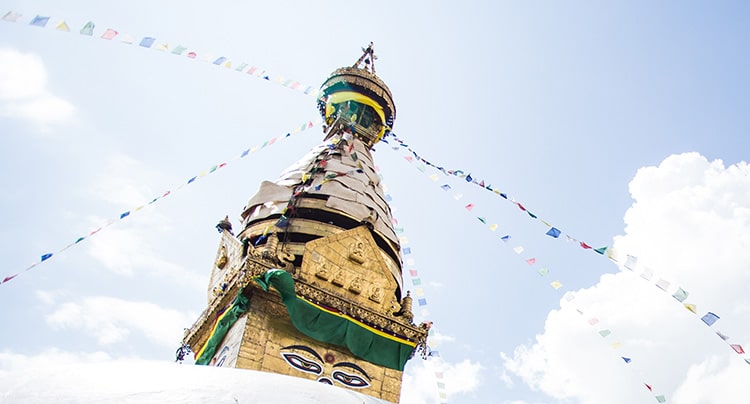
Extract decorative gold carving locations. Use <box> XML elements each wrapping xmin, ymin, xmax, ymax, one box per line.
<box><xmin>293</xmin><ymin>281</ymin><xmax>426</xmax><ymax>343</ymax></box>
<box><xmin>315</xmin><ymin>263</ymin><xmax>331</xmax><ymax>281</ymax></box>
<box><xmin>369</xmin><ymin>286</ymin><xmax>383</xmax><ymax>303</ymax></box>
<box><xmin>300</xmin><ymin>226</ymin><xmax>398</xmax><ymax>314</ymax></box>
<box><xmin>348</xmin><ymin>277</ymin><xmax>362</xmax><ymax>294</ymax></box>
<box><xmin>395</xmin><ymin>291</ymin><xmax>413</xmax><ymax>323</ymax></box>
<box><xmin>217</xmin><ymin>245</ymin><xmax>228</xmax><ymax>269</ymax></box>
<box><xmin>332</xmin><ymin>271</ymin><xmax>346</xmax><ymax>287</ymax></box>
<box><xmin>348</xmin><ymin>241</ymin><xmax>366</xmax><ymax>264</ymax></box>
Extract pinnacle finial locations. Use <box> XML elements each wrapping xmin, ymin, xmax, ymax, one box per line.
<box><xmin>353</xmin><ymin>42</ymin><xmax>377</xmax><ymax>74</ymax></box>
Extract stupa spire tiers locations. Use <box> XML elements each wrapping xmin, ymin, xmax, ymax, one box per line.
<box><xmin>183</xmin><ymin>45</ymin><xmax>428</xmax><ymax>403</ymax></box>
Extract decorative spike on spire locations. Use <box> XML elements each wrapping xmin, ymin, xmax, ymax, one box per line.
<box><xmin>353</xmin><ymin>42</ymin><xmax>378</xmax><ymax>74</ymax></box>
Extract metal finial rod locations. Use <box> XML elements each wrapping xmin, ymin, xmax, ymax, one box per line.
<box><xmin>353</xmin><ymin>42</ymin><xmax>376</xmax><ymax>74</ymax></box>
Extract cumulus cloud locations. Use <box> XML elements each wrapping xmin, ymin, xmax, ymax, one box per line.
<box><xmin>84</xmin><ymin>153</ymin><xmax>205</xmax><ymax>289</ymax></box>
<box><xmin>0</xmin><ymin>48</ymin><xmax>75</xmax><ymax>126</ymax></box>
<box><xmin>45</xmin><ymin>295</ymin><xmax>196</xmax><ymax>347</ymax></box>
<box><xmin>402</xmin><ymin>358</ymin><xmax>483</xmax><ymax>404</ymax></box>
<box><xmin>502</xmin><ymin>153</ymin><xmax>750</xmax><ymax>403</ymax></box>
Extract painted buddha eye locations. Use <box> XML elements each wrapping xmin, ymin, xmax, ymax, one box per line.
<box><xmin>332</xmin><ymin>370</ymin><xmax>370</xmax><ymax>388</ymax></box>
<box><xmin>281</xmin><ymin>352</ymin><xmax>323</xmax><ymax>375</ymax></box>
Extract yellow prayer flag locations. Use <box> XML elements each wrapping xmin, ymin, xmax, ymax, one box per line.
<box><xmin>56</xmin><ymin>21</ymin><xmax>70</xmax><ymax>32</ymax></box>
<box><xmin>550</xmin><ymin>280</ymin><xmax>563</xmax><ymax>290</ymax></box>
<box><xmin>429</xmin><ymin>174</ymin><xmax>439</xmax><ymax>181</ymax></box>
<box><xmin>301</xmin><ymin>173</ymin><xmax>311</xmax><ymax>182</ymax></box>
<box><xmin>611</xmin><ymin>342</ymin><xmax>622</xmax><ymax>349</ymax></box>
<box><xmin>155</xmin><ymin>43</ymin><xmax>169</xmax><ymax>51</ymax></box>
<box><xmin>489</xmin><ymin>224</ymin><xmax>498</xmax><ymax>232</ymax></box>
<box><xmin>399</xmin><ymin>236</ymin><xmax>409</xmax><ymax>244</ymax></box>
<box><xmin>684</xmin><ymin>303</ymin><xmax>697</xmax><ymax>314</ymax></box>
<box><xmin>224</xmin><ymin>61</ymin><xmax>232</xmax><ymax>68</ymax></box>
<box><xmin>606</xmin><ymin>247</ymin><xmax>618</xmax><ymax>260</ymax></box>
<box><xmin>250</xmin><ymin>145</ymin><xmax>259</xmax><ymax>153</ymax></box>
<box><xmin>415</xmin><ymin>287</ymin><xmax>424</xmax><ymax>296</ymax></box>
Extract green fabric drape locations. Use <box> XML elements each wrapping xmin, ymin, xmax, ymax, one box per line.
<box><xmin>255</xmin><ymin>269</ymin><xmax>415</xmax><ymax>371</ymax></box>
<box><xmin>195</xmin><ymin>292</ymin><xmax>250</xmax><ymax>365</ymax></box>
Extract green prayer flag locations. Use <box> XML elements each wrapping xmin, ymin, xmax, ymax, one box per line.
<box><xmin>80</xmin><ymin>21</ymin><xmax>95</xmax><ymax>36</ymax></box>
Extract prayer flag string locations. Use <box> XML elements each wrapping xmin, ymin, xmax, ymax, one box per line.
<box><xmin>380</xmin><ymin>172</ymin><xmax>448</xmax><ymax>404</ymax></box>
<box><xmin>1</xmin><ymin>11</ymin><xmax>321</xmax><ymax>99</ymax></box>
<box><xmin>385</xmin><ymin>133</ymin><xmax>749</xmax><ymax>368</ymax></box>
<box><xmin>387</xmin><ymin>152</ymin><xmax>668</xmax><ymax>401</ymax></box>
<box><xmin>1</xmin><ymin>119</ymin><xmax>320</xmax><ymax>287</ymax></box>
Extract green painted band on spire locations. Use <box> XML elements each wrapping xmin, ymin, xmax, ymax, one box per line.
<box><xmin>255</xmin><ymin>269</ymin><xmax>415</xmax><ymax>371</ymax></box>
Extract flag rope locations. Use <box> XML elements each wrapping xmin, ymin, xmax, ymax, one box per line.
<box><xmin>2</xmin><ymin>11</ymin><xmax>322</xmax><ymax>99</ymax></box>
<box><xmin>1</xmin><ymin>119</ymin><xmax>320</xmax><ymax>287</ymax></box>
<box><xmin>385</xmin><ymin>133</ymin><xmax>749</xmax><ymax>368</ymax></box>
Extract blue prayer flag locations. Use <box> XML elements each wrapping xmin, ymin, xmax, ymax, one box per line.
<box><xmin>418</xmin><ymin>298</ymin><xmax>427</xmax><ymax>306</ymax></box>
<box><xmin>546</xmin><ymin>227</ymin><xmax>561</xmax><ymax>238</ymax></box>
<box><xmin>622</xmin><ymin>357</ymin><xmax>631</xmax><ymax>363</ymax></box>
<box><xmin>213</xmin><ymin>56</ymin><xmax>227</xmax><ymax>65</ymax></box>
<box><xmin>701</xmin><ymin>312</ymin><xmax>720</xmax><ymax>326</ymax></box>
<box><xmin>403</xmin><ymin>247</ymin><xmax>411</xmax><ymax>255</ymax></box>
<box><xmin>41</xmin><ymin>253</ymin><xmax>53</xmax><ymax>261</ymax></box>
<box><xmin>120</xmin><ymin>211</ymin><xmax>130</xmax><ymax>219</ymax></box>
<box><xmin>139</xmin><ymin>37</ymin><xmax>156</xmax><ymax>48</ymax></box>
<box><xmin>30</xmin><ymin>15</ymin><xmax>50</xmax><ymax>27</ymax></box>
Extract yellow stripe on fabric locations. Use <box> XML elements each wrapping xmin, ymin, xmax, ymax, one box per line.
<box><xmin>298</xmin><ymin>297</ymin><xmax>417</xmax><ymax>347</ymax></box>
<box><xmin>195</xmin><ymin>305</ymin><xmax>233</xmax><ymax>360</ymax></box>
<box><xmin>325</xmin><ymin>91</ymin><xmax>387</xmax><ymax>127</ymax></box>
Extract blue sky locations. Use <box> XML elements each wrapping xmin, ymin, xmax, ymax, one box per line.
<box><xmin>1</xmin><ymin>1</ymin><xmax>749</xmax><ymax>403</ymax></box>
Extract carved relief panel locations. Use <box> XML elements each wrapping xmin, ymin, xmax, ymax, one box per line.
<box><xmin>299</xmin><ymin>226</ymin><xmax>398</xmax><ymax>313</ymax></box>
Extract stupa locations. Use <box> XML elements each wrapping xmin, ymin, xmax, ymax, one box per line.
<box><xmin>182</xmin><ymin>44</ymin><xmax>429</xmax><ymax>403</ymax></box>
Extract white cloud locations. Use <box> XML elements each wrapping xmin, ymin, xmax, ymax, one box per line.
<box><xmin>672</xmin><ymin>355</ymin><xmax>749</xmax><ymax>403</ymax></box>
<box><xmin>502</xmin><ymin>153</ymin><xmax>750</xmax><ymax>403</ymax></box>
<box><xmin>0</xmin><ymin>348</ymin><xmax>111</xmax><ymax>377</ymax></box>
<box><xmin>83</xmin><ymin>153</ymin><xmax>205</xmax><ymax>289</ymax></box>
<box><xmin>402</xmin><ymin>358</ymin><xmax>483</xmax><ymax>404</ymax></box>
<box><xmin>46</xmin><ymin>295</ymin><xmax>196</xmax><ymax>347</ymax></box>
<box><xmin>0</xmin><ymin>48</ymin><xmax>75</xmax><ymax>126</ymax></box>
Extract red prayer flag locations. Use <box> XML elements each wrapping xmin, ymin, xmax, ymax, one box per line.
<box><xmin>516</xmin><ymin>202</ymin><xmax>526</xmax><ymax>211</ymax></box>
<box><xmin>645</xmin><ymin>384</ymin><xmax>653</xmax><ymax>391</ymax></box>
<box><xmin>731</xmin><ymin>344</ymin><xmax>745</xmax><ymax>354</ymax></box>
<box><xmin>526</xmin><ymin>258</ymin><xmax>536</xmax><ymax>265</ymax></box>
<box><xmin>580</xmin><ymin>242</ymin><xmax>592</xmax><ymax>249</ymax></box>
<box><xmin>465</xmin><ymin>203</ymin><xmax>474</xmax><ymax>211</ymax></box>
<box><xmin>2</xmin><ymin>274</ymin><xmax>18</xmax><ymax>283</ymax></box>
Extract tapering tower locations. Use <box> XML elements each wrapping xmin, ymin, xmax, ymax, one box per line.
<box><xmin>183</xmin><ymin>44</ymin><xmax>428</xmax><ymax>402</ymax></box>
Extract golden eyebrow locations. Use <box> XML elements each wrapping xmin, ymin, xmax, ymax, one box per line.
<box><xmin>281</xmin><ymin>345</ymin><xmax>323</xmax><ymax>363</ymax></box>
<box><xmin>333</xmin><ymin>362</ymin><xmax>371</xmax><ymax>381</ymax></box>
